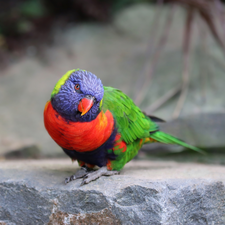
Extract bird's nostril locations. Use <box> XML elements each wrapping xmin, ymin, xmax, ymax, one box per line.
<box><xmin>85</xmin><ymin>95</ymin><xmax>95</xmax><ymax>100</ymax></box>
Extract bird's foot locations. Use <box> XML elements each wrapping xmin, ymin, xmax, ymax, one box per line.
<box><xmin>81</xmin><ymin>166</ymin><xmax>119</xmax><ymax>186</ymax></box>
<box><xmin>65</xmin><ymin>166</ymin><xmax>93</xmax><ymax>184</ymax></box>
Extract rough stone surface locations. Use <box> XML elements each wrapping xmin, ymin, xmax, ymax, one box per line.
<box><xmin>0</xmin><ymin>159</ymin><xmax>225</xmax><ymax>225</ymax></box>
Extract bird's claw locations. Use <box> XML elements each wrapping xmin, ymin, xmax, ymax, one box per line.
<box><xmin>65</xmin><ymin>166</ymin><xmax>119</xmax><ymax>185</ymax></box>
<box><xmin>80</xmin><ymin>167</ymin><xmax>120</xmax><ymax>186</ymax></box>
<box><xmin>65</xmin><ymin>175</ymin><xmax>76</xmax><ymax>184</ymax></box>
<box><xmin>65</xmin><ymin>166</ymin><xmax>92</xmax><ymax>184</ymax></box>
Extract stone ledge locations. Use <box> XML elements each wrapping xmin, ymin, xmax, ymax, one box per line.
<box><xmin>0</xmin><ymin>159</ymin><xmax>225</xmax><ymax>225</ymax></box>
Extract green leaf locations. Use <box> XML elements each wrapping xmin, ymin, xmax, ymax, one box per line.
<box><xmin>20</xmin><ymin>0</ymin><xmax>46</xmax><ymax>18</ymax></box>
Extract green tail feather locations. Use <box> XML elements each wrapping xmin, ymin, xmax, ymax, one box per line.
<box><xmin>151</xmin><ymin>131</ymin><xmax>205</xmax><ymax>154</ymax></box>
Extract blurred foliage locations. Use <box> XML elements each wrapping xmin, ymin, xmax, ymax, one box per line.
<box><xmin>0</xmin><ymin>0</ymin><xmax>156</xmax><ymax>66</ymax></box>
<box><xmin>111</xmin><ymin>0</ymin><xmax>152</xmax><ymax>12</ymax></box>
<box><xmin>20</xmin><ymin>0</ymin><xmax>46</xmax><ymax>18</ymax></box>
<box><xmin>0</xmin><ymin>0</ymin><xmax>224</xmax><ymax>67</ymax></box>
<box><xmin>0</xmin><ymin>0</ymin><xmax>112</xmax><ymax>65</ymax></box>
<box><xmin>0</xmin><ymin>0</ymin><xmax>154</xmax><ymax>38</ymax></box>
<box><xmin>0</xmin><ymin>0</ymin><xmax>46</xmax><ymax>36</ymax></box>
<box><xmin>0</xmin><ymin>0</ymin><xmax>224</xmax><ymax>38</ymax></box>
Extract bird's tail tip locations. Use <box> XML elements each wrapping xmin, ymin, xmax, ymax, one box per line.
<box><xmin>151</xmin><ymin>131</ymin><xmax>206</xmax><ymax>154</ymax></box>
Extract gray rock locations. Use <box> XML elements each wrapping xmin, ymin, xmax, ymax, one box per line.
<box><xmin>0</xmin><ymin>159</ymin><xmax>225</xmax><ymax>224</ymax></box>
<box><xmin>3</xmin><ymin>144</ymin><xmax>41</xmax><ymax>159</ymax></box>
<box><xmin>113</xmin><ymin>4</ymin><xmax>158</xmax><ymax>40</ymax></box>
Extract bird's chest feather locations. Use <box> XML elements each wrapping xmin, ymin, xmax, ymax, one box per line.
<box><xmin>44</xmin><ymin>101</ymin><xmax>114</xmax><ymax>152</ymax></box>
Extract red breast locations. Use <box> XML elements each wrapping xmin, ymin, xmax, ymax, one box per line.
<box><xmin>44</xmin><ymin>101</ymin><xmax>114</xmax><ymax>152</ymax></box>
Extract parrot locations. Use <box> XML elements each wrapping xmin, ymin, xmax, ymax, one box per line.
<box><xmin>44</xmin><ymin>69</ymin><xmax>203</xmax><ymax>185</ymax></box>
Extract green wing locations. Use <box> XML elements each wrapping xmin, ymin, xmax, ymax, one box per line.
<box><xmin>101</xmin><ymin>86</ymin><xmax>157</xmax><ymax>144</ymax></box>
<box><xmin>101</xmin><ymin>86</ymin><xmax>203</xmax><ymax>171</ymax></box>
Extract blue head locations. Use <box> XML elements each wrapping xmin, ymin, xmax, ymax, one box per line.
<box><xmin>51</xmin><ymin>69</ymin><xmax>104</xmax><ymax>122</ymax></box>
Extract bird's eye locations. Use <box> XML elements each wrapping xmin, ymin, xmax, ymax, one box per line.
<box><xmin>75</xmin><ymin>84</ymin><xmax>80</xmax><ymax>90</ymax></box>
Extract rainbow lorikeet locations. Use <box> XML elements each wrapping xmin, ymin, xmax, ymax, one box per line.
<box><xmin>44</xmin><ymin>69</ymin><xmax>202</xmax><ymax>185</ymax></box>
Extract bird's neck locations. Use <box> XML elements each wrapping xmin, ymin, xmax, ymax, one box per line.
<box><xmin>44</xmin><ymin>101</ymin><xmax>115</xmax><ymax>152</ymax></box>
<box><xmin>50</xmin><ymin>97</ymin><xmax>100</xmax><ymax>122</ymax></box>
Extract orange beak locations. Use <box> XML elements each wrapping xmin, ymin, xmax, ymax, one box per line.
<box><xmin>78</xmin><ymin>95</ymin><xmax>95</xmax><ymax>116</ymax></box>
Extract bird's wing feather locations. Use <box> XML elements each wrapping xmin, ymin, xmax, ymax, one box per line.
<box><xmin>102</xmin><ymin>86</ymin><xmax>158</xmax><ymax>144</ymax></box>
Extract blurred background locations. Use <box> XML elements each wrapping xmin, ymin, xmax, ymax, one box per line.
<box><xmin>0</xmin><ymin>0</ymin><xmax>225</xmax><ymax>163</ymax></box>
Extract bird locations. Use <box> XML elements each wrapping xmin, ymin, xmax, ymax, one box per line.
<box><xmin>44</xmin><ymin>69</ymin><xmax>203</xmax><ymax>185</ymax></box>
